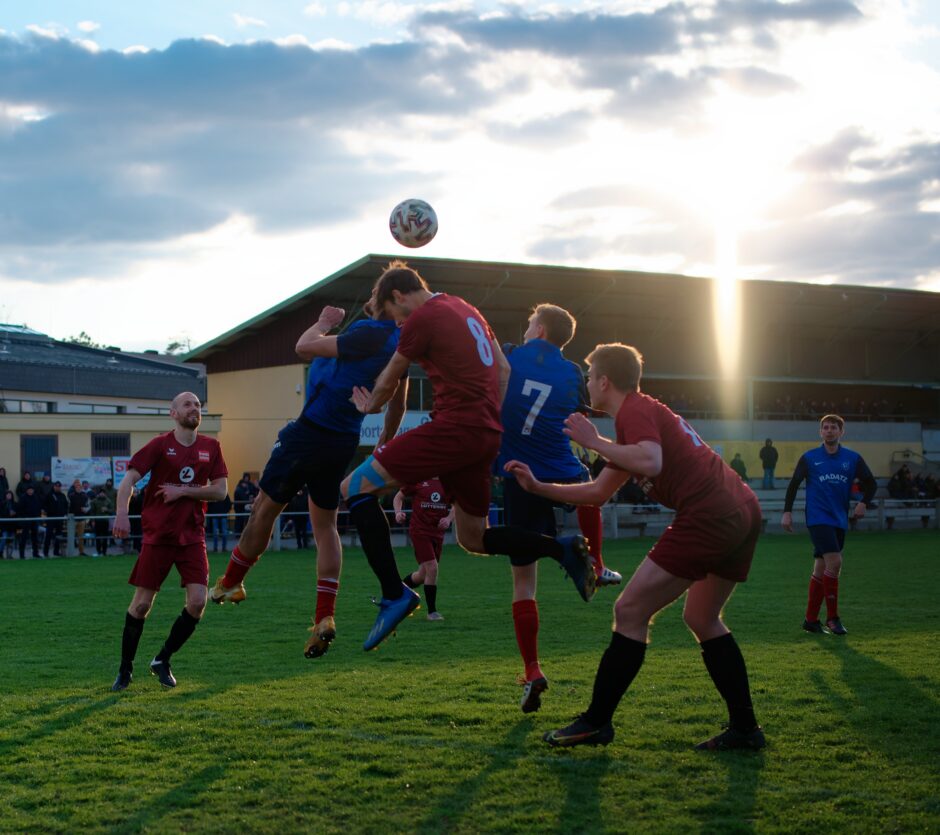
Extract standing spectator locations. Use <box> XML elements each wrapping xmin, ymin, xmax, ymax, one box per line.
<box><xmin>0</xmin><ymin>490</ymin><xmax>16</xmax><ymax>557</ymax></box>
<box><xmin>286</xmin><ymin>488</ymin><xmax>310</xmax><ymax>550</ymax></box>
<box><xmin>91</xmin><ymin>488</ymin><xmax>115</xmax><ymax>556</ymax></box>
<box><xmin>781</xmin><ymin>415</ymin><xmax>877</xmax><ymax>636</ymax></box>
<box><xmin>15</xmin><ymin>470</ymin><xmax>34</xmax><ymax>499</ymax></box>
<box><xmin>759</xmin><ymin>438</ymin><xmax>779</xmax><ymax>490</ymax></box>
<box><xmin>16</xmin><ymin>484</ymin><xmax>42</xmax><ymax>558</ymax></box>
<box><xmin>206</xmin><ymin>492</ymin><xmax>232</xmax><ymax>553</ymax></box>
<box><xmin>0</xmin><ymin>467</ymin><xmax>9</xmax><ymax>495</ymax></box>
<box><xmin>43</xmin><ymin>481</ymin><xmax>69</xmax><ymax>557</ymax></box>
<box><xmin>68</xmin><ymin>479</ymin><xmax>90</xmax><ymax>555</ymax></box>
<box><xmin>729</xmin><ymin>453</ymin><xmax>748</xmax><ymax>482</ymax></box>
<box><xmin>233</xmin><ymin>475</ymin><xmax>253</xmax><ymax>535</ymax></box>
<box><xmin>37</xmin><ymin>473</ymin><xmax>54</xmax><ymax>502</ymax></box>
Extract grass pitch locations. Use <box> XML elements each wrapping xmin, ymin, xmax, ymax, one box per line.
<box><xmin>1</xmin><ymin>530</ymin><xmax>938</xmax><ymax>833</ymax></box>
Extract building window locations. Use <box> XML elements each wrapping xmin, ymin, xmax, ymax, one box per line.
<box><xmin>21</xmin><ymin>434</ymin><xmax>58</xmax><ymax>478</ymax></box>
<box><xmin>91</xmin><ymin>433</ymin><xmax>131</xmax><ymax>457</ymax></box>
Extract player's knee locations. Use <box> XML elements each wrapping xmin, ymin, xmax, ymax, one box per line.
<box><xmin>682</xmin><ymin>607</ymin><xmax>718</xmax><ymax>639</ymax></box>
<box><xmin>425</xmin><ymin>562</ymin><xmax>439</xmax><ymax>583</ymax></box>
<box><xmin>130</xmin><ymin>601</ymin><xmax>152</xmax><ymax>620</ymax></box>
<box><xmin>612</xmin><ymin>592</ymin><xmax>649</xmax><ymax>630</ymax></box>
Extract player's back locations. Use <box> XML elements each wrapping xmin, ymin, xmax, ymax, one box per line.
<box><xmin>397</xmin><ymin>293</ymin><xmax>502</xmax><ymax>431</ymax></box>
<box><xmin>498</xmin><ymin>339</ymin><xmax>586</xmax><ymax>480</ymax></box>
<box><xmin>304</xmin><ymin>318</ymin><xmax>400</xmax><ymax>435</ymax></box>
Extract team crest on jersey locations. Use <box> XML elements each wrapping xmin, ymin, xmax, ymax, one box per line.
<box><xmin>198</xmin><ymin>450</ymin><xmax>211</xmax><ymax>462</ymax></box>
<box><xmin>179</xmin><ymin>466</ymin><xmax>195</xmax><ymax>483</ymax></box>
<box><xmin>431</xmin><ymin>491</ymin><xmax>441</xmax><ymax>502</ymax></box>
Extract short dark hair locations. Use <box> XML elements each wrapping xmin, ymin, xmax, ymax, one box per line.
<box><xmin>373</xmin><ymin>260</ymin><xmax>430</xmax><ymax>308</ymax></box>
<box><xmin>532</xmin><ymin>303</ymin><xmax>576</xmax><ymax>348</ymax></box>
<box><xmin>820</xmin><ymin>414</ymin><xmax>845</xmax><ymax>430</ymax></box>
<box><xmin>585</xmin><ymin>343</ymin><xmax>643</xmax><ymax>392</ymax></box>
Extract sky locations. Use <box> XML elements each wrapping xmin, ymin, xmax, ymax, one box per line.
<box><xmin>0</xmin><ymin>0</ymin><xmax>938</xmax><ymax>353</ymax></box>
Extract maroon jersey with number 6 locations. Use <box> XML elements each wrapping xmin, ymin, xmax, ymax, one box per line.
<box><xmin>396</xmin><ymin>293</ymin><xmax>502</xmax><ymax>432</ymax></box>
<box><xmin>128</xmin><ymin>432</ymin><xmax>228</xmax><ymax>546</ymax></box>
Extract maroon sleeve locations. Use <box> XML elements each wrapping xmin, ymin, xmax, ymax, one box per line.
<box><xmin>128</xmin><ymin>436</ymin><xmax>163</xmax><ymax>477</ymax></box>
<box><xmin>607</xmin><ymin>401</ymin><xmax>661</xmax><ymax>472</ymax></box>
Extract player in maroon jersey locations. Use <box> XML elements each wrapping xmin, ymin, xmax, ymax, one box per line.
<box><xmin>506</xmin><ymin>344</ymin><xmax>765</xmax><ymax>751</ymax></box>
<box><xmin>340</xmin><ymin>261</ymin><xmax>595</xmax><ymax>652</ymax></box>
<box><xmin>393</xmin><ymin>478</ymin><xmax>454</xmax><ymax>620</ymax></box>
<box><xmin>110</xmin><ymin>392</ymin><xmax>229</xmax><ymax>690</ymax></box>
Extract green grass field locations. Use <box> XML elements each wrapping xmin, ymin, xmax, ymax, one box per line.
<box><xmin>1</xmin><ymin>530</ymin><xmax>938</xmax><ymax>833</ymax></box>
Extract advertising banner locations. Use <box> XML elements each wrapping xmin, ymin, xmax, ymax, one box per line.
<box><xmin>112</xmin><ymin>457</ymin><xmax>151</xmax><ymax>489</ymax></box>
<box><xmin>51</xmin><ymin>457</ymin><xmax>112</xmax><ymax>486</ymax></box>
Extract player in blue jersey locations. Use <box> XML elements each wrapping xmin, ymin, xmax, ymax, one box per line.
<box><xmin>209</xmin><ymin>299</ymin><xmax>407</xmax><ymax>658</ymax></box>
<box><xmin>781</xmin><ymin>414</ymin><xmax>876</xmax><ymax>635</ymax></box>
<box><xmin>497</xmin><ymin>303</ymin><xmax>620</xmax><ymax>713</ymax></box>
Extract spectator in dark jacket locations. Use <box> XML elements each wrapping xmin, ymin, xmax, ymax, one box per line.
<box><xmin>759</xmin><ymin>439</ymin><xmax>779</xmax><ymax>490</ymax></box>
<box><xmin>287</xmin><ymin>488</ymin><xmax>311</xmax><ymax>549</ymax></box>
<box><xmin>0</xmin><ymin>467</ymin><xmax>9</xmax><ymax>496</ymax></box>
<box><xmin>37</xmin><ymin>473</ymin><xmax>54</xmax><ymax>501</ymax></box>
<box><xmin>43</xmin><ymin>481</ymin><xmax>69</xmax><ymax>557</ymax></box>
<box><xmin>15</xmin><ymin>471</ymin><xmax>34</xmax><ymax>500</ymax></box>
<box><xmin>0</xmin><ymin>490</ymin><xmax>16</xmax><ymax>557</ymax></box>
<box><xmin>206</xmin><ymin>493</ymin><xmax>233</xmax><ymax>552</ymax></box>
<box><xmin>16</xmin><ymin>485</ymin><xmax>42</xmax><ymax>558</ymax></box>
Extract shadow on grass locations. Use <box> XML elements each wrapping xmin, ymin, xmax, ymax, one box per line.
<box><xmin>694</xmin><ymin>750</ymin><xmax>766</xmax><ymax>834</ymax></box>
<box><xmin>107</xmin><ymin>762</ymin><xmax>227</xmax><ymax>834</ymax></box>
<box><xmin>414</xmin><ymin>719</ymin><xmax>531</xmax><ymax>834</ymax></box>
<box><xmin>0</xmin><ymin>684</ymin><xmax>229</xmax><ymax>761</ymax></box>
<box><xmin>812</xmin><ymin>641</ymin><xmax>940</xmax><ymax>763</ymax></box>
<box><xmin>544</xmin><ymin>745</ymin><xmax>612</xmax><ymax>834</ymax></box>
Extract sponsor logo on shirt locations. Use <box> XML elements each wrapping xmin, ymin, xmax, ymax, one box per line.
<box><xmin>817</xmin><ymin>473</ymin><xmax>848</xmax><ymax>485</ymax></box>
<box><xmin>431</xmin><ymin>491</ymin><xmax>441</xmax><ymax>502</ymax></box>
<box><xmin>199</xmin><ymin>450</ymin><xmax>211</xmax><ymax>462</ymax></box>
<box><xmin>179</xmin><ymin>466</ymin><xmax>195</xmax><ymax>483</ymax></box>
<box><xmin>167</xmin><ymin>447</ymin><xmax>177</xmax><ymax>457</ymax></box>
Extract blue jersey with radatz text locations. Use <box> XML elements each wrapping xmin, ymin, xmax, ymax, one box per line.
<box><xmin>302</xmin><ymin>319</ymin><xmax>400</xmax><ymax>436</ymax></box>
<box><xmin>496</xmin><ymin>339</ymin><xmax>588</xmax><ymax>481</ymax></box>
<box><xmin>794</xmin><ymin>444</ymin><xmax>872</xmax><ymax>529</ymax></box>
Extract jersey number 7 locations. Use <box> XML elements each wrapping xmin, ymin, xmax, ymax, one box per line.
<box><xmin>521</xmin><ymin>379</ymin><xmax>552</xmax><ymax>435</ymax></box>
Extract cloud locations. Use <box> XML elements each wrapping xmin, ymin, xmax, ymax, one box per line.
<box><xmin>233</xmin><ymin>13</ymin><xmax>268</xmax><ymax>29</ymax></box>
<box><xmin>77</xmin><ymin>21</ymin><xmax>100</xmax><ymax>34</ymax></box>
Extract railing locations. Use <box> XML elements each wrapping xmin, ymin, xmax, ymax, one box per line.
<box><xmin>3</xmin><ymin>498</ymin><xmax>937</xmax><ymax>560</ymax></box>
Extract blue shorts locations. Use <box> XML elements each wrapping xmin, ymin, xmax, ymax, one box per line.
<box><xmin>808</xmin><ymin>525</ymin><xmax>846</xmax><ymax>557</ymax></box>
<box><xmin>503</xmin><ymin>474</ymin><xmax>584</xmax><ymax>536</ymax></box>
<box><xmin>260</xmin><ymin>418</ymin><xmax>360</xmax><ymax>508</ymax></box>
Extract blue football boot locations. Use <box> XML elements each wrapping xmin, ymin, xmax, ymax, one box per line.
<box><xmin>363</xmin><ymin>585</ymin><xmax>421</xmax><ymax>651</ymax></box>
<box><xmin>558</xmin><ymin>535</ymin><xmax>596</xmax><ymax>602</ymax></box>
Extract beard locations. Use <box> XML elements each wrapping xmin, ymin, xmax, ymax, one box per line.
<box><xmin>178</xmin><ymin>413</ymin><xmax>201</xmax><ymax>430</ymax></box>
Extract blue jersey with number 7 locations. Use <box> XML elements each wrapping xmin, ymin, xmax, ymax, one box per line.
<box><xmin>497</xmin><ymin>339</ymin><xmax>589</xmax><ymax>480</ymax></box>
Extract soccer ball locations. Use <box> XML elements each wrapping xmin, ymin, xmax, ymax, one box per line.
<box><xmin>389</xmin><ymin>199</ymin><xmax>438</xmax><ymax>248</ymax></box>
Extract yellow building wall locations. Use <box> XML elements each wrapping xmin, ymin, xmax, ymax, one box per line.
<box><xmin>206</xmin><ymin>365</ymin><xmax>306</xmax><ymax>481</ymax></box>
<box><xmin>714</xmin><ymin>440</ymin><xmax>920</xmax><ymax>481</ymax></box>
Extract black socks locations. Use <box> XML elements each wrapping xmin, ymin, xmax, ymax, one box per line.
<box><xmin>700</xmin><ymin>632</ymin><xmax>758</xmax><ymax>732</ymax></box>
<box><xmin>583</xmin><ymin>632</ymin><xmax>647</xmax><ymax>727</ymax></box>
<box><xmin>156</xmin><ymin>608</ymin><xmax>200</xmax><ymax>663</ymax></box>
<box><xmin>348</xmin><ymin>494</ymin><xmax>403</xmax><ymax>600</ymax></box>
<box><xmin>120</xmin><ymin>612</ymin><xmax>145</xmax><ymax>672</ymax></box>
<box><xmin>481</xmin><ymin>526</ymin><xmax>564</xmax><ymax>566</ymax></box>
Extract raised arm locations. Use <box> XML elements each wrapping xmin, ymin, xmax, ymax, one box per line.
<box><xmin>295</xmin><ymin>306</ymin><xmax>345</xmax><ymax>361</ymax></box>
<box><xmin>377</xmin><ymin>376</ymin><xmax>409</xmax><ymax>447</ymax></box>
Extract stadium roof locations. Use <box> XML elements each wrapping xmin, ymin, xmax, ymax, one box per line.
<box><xmin>185</xmin><ymin>254</ymin><xmax>940</xmax><ymax>386</ymax></box>
<box><xmin>0</xmin><ymin>325</ymin><xmax>205</xmax><ymax>401</ymax></box>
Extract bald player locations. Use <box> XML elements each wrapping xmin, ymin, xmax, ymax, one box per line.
<box><xmin>110</xmin><ymin>392</ymin><xmax>229</xmax><ymax>691</ymax></box>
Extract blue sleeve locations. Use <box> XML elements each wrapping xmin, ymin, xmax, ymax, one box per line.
<box><xmin>337</xmin><ymin>323</ymin><xmax>390</xmax><ymax>361</ymax></box>
<box><xmin>784</xmin><ymin>455</ymin><xmax>809</xmax><ymax>512</ymax></box>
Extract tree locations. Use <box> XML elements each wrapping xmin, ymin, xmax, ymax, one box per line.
<box><xmin>165</xmin><ymin>338</ymin><xmax>192</xmax><ymax>355</ymax></box>
<box><xmin>66</xmin><ymin>331</ymin><xmax>102</xmax><ymax>348</ymax></box>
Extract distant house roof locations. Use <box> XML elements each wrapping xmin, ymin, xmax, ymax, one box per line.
<box><xmin>185</xmin><ymin>254</ymin><xmax>940</xmax><ymax>385</ymax></box>
<box><xmin>0</xmin><ymin>326</ymin><xmax>205</xmax><ymax>401</ymax></box>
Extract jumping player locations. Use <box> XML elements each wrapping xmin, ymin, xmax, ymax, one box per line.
<box><xmin>209</xmin><ymin>300</ymin><xmax>406</xmax><ymax>660</ymax></box>
<box><xmin>506</xmin><ymin>343</ymin><xmax>765</xmax><ymax>751</ymax></box>
<box><xmin>498</xmin><ymin>303</ymin><xmax>621</xmax><ymax>714</ymax></box>
<box><xmin>781</xmin><ymin>414</ymin><xmax>876</xmax><ymax>636</ymax></box>
<box><xmin>340</xmin><ymin>261</ymin><xmax>595</xmax><ymax>652</ymax></box>
<box><xmin>110</xmin><ymin>392</ymin><xmax>228</xmax><ymax>690</ymax></box>
<box><xmin>393</xmin><ymin>478</ymin><xmax>454</xmax><ymax>621</ymax></box>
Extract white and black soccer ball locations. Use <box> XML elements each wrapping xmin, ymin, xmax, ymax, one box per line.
<box><xmin>389</xmin><ymin>198</ymin><xmax>438</xmax><ymax>248</ymax></box>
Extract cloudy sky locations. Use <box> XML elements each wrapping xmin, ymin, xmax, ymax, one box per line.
<box><xmin>1</xmin><ymin>1</ymin><xmax>938</xmax><ymax>352</ymax></box>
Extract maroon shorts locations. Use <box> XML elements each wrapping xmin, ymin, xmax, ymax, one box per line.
<box><xmin>374</xmin><ymin>421</ymin><xmax>501</xmax><ymax>518</ymax></box>
<box><xmin>128</xmin><ymin>542</ymin><xmax>209</xmax><ymax>591</ymax></box>
<box><xmin>411</xmin><ymin>532</ymin><xmax>444</xmax><ymax>564</ymax></box>
<box><xmin>647</xmin><ymin>496</ymin><xmax>761</xmax><ymax>583</ymax></box>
